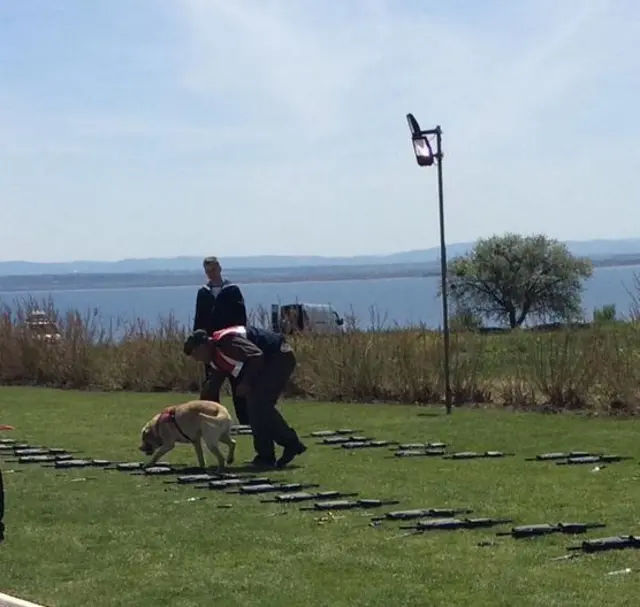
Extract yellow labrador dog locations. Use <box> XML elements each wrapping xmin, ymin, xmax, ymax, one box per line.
<box><xmin>139</xmin><ymin>400</ymin><xmax>236</xmax><ymax>471</ymax></box>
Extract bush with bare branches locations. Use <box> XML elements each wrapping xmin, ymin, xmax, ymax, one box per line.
<box><xmin>1</xmin><ymin>296</ymin><xmax>640</xmax><ymax>413</ymax></box>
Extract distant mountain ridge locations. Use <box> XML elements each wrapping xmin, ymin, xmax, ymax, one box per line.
<box><xmin>1</xmin><ymin>238</ymin><xmax>640</xmax><ymax>277</ymax></box>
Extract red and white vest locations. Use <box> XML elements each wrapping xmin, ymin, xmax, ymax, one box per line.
<box><xmin>208</xmin><ymin>326</ymin><xmax>247</xmax><ymax>378</ymax></box>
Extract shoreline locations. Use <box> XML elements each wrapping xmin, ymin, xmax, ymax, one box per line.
<box><xmin>1</xmin><ymin>260</ymin><xmax>639</xmax><ymax>294</ymax></box>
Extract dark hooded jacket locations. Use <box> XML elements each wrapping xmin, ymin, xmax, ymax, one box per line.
<box><xmin>193</xmin><ymin>279</ymin><xmax>247</xmax><ymax>333</ymax></box>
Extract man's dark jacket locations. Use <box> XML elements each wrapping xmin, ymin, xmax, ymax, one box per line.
<box><xmin>204</xmin><ymin>326</ymin><xmax>289</xmax><ymax>393</ymax></box>
<box><xmin>193</xmin><ymin>279</ymin><xmax>247</xmax><ymax>334</ymax></box>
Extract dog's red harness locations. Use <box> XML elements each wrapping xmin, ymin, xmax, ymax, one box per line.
<box><xmin>158</xmin><ymin>407</ymin><xmax>193</xmax><ymax>443</ymax></box>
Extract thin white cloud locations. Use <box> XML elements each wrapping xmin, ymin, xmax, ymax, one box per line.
<box><xmin>458</xmin><ymin>0</ymin><xmax>640</xmax><ymax>149</ymax></box>
<box><xmin>177</xmin><ymin>0</ymin><xmax>640</xmax><ymax>157</ymax></box>
<box><xmin>1</xmin><ymin>0</ymin><xmax>639</xmax><ymax>260</ymax></box>
<box><xmin>173</xmin><ymin>0</ymin><xmax>640</xmax><ymax>246</ymax></box>
<box><xmin>179</xmin><ymin>0</ymin><xmax>384</xmax><ymax>139</ymax></box>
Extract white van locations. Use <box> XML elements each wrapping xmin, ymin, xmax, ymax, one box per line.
<box><xmin>271</xmin><ymin>303</ymin><xmax>345</xmax><ymax>335</ymax></box>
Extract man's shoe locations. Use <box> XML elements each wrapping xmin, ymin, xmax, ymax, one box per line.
<box><xmin>250</xmin><ymin>455</ymin><xmax>276</xmax><ymax>469</ymax></box>
<box><xmin>276</xmin><ymin>442</ymin><xmax>307</xmax><ymax>469</ymax></box>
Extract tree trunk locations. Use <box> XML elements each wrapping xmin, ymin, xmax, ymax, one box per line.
<box><xmin>515</xmin><ymin>302</ymin><xmax>531</xmax><ymax>327</ymax></box>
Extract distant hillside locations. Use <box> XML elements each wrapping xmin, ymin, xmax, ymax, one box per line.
<box><xmin>1</xmin><ymin>253</ymin><xmax>640</xmax><ymax>293</ymax></box>
<box><xmin>1</xmin><ymin>238</ymin><xmax>640</xmax><ymax>277</ymax></box>
<box><xmin>0</xmin><ymin>244</ymin><xmax>473</xmax><ymax>276</ymax></box>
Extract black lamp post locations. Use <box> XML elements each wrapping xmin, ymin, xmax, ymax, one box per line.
<box><xmin>406</xmin><ymin>113</ymin><xmax>452</xmax><ymax>415</ymax></box>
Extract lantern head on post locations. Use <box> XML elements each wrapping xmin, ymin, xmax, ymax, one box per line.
<box><xmin>406</xmin><ymin>113</ymin><xmax>435</xmax><ymax>167</ymax></box>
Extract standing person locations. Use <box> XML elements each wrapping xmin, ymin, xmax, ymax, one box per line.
<box><xmin>0</xmin><ymin>424</ymin><xmax>14</xmax><ymax>543</ymax></box>
<box><xmin>183</xmin><ymin>327</ymin><xmax>307</xmax><ymax>469</ymax></box>
<box><xmin>193</xmin><ymin>256</ymin><xmax>249</xmax><ymax>424</ymax></box>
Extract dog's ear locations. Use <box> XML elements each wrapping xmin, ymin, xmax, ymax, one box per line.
<box><xmin>142</xmin><ymin>414</ymin><xmax>163</xmax><ymax>443</ymax></box>
<box><xmin>140</xmin><ymin>421</ymin><xmax>153</xmax><ymax>444</ymax></box>
<box><xmin>140</xmin><ymin>422</ymin><xmax>150</xmax><ymax>440</ymax></box>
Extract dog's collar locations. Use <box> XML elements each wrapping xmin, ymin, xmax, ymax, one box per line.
<box><xmin>158</xmin><ymin>407</ymin><xmax>193</xmax><ymax>443</ymax></box>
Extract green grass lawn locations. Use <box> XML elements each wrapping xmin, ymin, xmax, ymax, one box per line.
<box><xmin>2</xmin><ymin>388</ymin><xmax>640</xmax><ymax>607</ymax></box>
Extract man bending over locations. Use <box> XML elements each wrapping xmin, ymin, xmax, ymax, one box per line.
<box><xmin>183</xmin><ymin>327</ymin><xmax>307</xmax><ymax>469</ymax></box>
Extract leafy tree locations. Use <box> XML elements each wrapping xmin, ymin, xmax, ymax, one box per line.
<box><xmin>447</xmin><ymin>233</ymin><xmax>593</xmax><ymax>328</ymax></box>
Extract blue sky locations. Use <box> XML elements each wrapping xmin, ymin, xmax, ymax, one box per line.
<box><xmin>1</xmin><ymin>0</ymin><xmax>639</xmax><ymax>262</ymax></box>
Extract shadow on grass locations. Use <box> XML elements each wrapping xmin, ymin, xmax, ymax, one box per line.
<box><xmin>232</xmin><ymin>462</ymin><xmax>304</xmax><ymax>474</ymax></box>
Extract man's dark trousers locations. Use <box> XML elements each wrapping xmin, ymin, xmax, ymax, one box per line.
<box><xmin>247</xmin><ymin>349</ymin><xmax>300</xmax><ymax>461</ymax></box>
<box><xmin>229</xmin><ymin>376</ymin><xmax>249</xmax><ymax>426</ymax></box>
<box><xmin>201</xmin><ymin>366</ymin><xmax>249</xmax><ymax>425</ymax></box>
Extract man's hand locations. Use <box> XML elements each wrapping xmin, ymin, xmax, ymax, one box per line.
<box><xmin>0</xmin><ymin>425</ymin><xmax>14</xmax><ymax>431</ymax></box>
